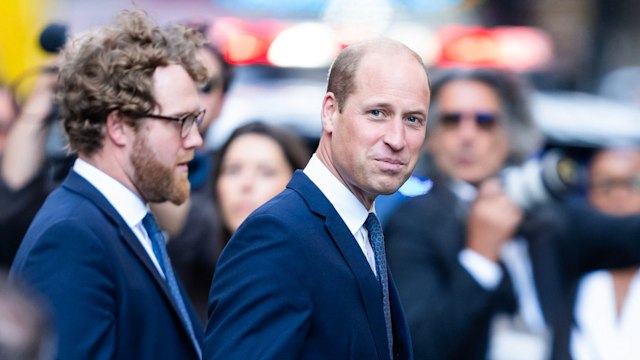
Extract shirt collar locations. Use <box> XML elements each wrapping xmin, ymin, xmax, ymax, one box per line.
<box><xmin>303</xmin><ymin>154</ymin><xmax>372</xmax><ymax>236</ymax></box>
<box><xmin>73</xmin><ymin>158</ymin><xmax>148</xmax><ymax>227</ymax></box>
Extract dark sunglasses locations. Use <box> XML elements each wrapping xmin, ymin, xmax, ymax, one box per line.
<box><xmin>439</xmin><ymin>112</ymin><xmax>499</xmax><ymax>130</ymax></box>
<box><xmin>140</xmin><ymin>108</ymin><xmax>206</xmax><ymax>138</ymax></box>
<box><xmin>199</xmin><ymin>77</ymin><xmax>222</xmax><ymax>94</ymax></box>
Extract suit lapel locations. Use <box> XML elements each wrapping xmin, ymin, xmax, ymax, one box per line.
<box><xmin>62</xmin><ymin>172</ymin><xmax>199</xmax><ymax>339</ymax></box>
<box><xmin>288</xmin><ymin>171</ymin><xmax>391</xmax><ymax>360</ymax></box>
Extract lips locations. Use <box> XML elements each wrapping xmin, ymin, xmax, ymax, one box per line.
<box><xmin>374</xmin><ymin>157</ymin><xmax>406</xmax><ymax>172</ymax></box>
<box><xmin>176</xmin><ymin>157</ymin><xmax>193</xmax><ymax>173</ymax></box>
<box><xmin>456</xmin><ymin>156</ymin><xmax>475</xmax><ymax>166</ymax></box>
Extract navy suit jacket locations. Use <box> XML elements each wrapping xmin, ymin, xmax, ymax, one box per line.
<box><xmin>204</xmin><ymin>171</ymin><xmax>412</xmax><ymax>359</ymax></box>
<box><xmin>10</xmin><ymin>171</ymin><xmax>203</xmax><ymax>359</ymax></box>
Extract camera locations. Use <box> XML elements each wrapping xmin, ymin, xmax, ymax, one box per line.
<box><xmin>502</xmin><ymin>149</ymin><xmax>580</xmax><ymax>211</ymax></box>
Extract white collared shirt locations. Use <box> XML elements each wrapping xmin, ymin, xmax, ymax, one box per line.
<box><xmin>303</xmin><ymin>154</ymin><xmax>377</xmax><ymax>275</ymax></box>
<box><xmin>73</xmin><ymin>158</ymin><xmax>164</xmax><ymax>277</ymax></box>
<box><xmin>571</xmin><ymin>269</ymin><xmax>640</xmax><ymax>360</ymax></box>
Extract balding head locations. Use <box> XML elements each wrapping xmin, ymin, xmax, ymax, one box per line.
<box><xmin>327</xmin><ymin>38</ymin><xmax>428</xmax><ymax>113</ymax></box>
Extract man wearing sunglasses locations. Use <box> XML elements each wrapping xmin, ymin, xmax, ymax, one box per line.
<box><xmin>384</xmin><ymin>67</ymin><xmax>640</xmax><ymax>359</ymax></box>
<box><xmin>10</xmin><ymin>11</ymin><xmax>206</xmax><ymax>359</ymax></box>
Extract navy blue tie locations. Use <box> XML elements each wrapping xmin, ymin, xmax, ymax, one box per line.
<box><xmin>143</xmin><ymin>213</ymin><xmax>201</xmax><ymax>358</ymax></box>
<box><xmin>364</xmin><ymin>212</ymin><xmax>393</xmax><ymax>359</ymax></box>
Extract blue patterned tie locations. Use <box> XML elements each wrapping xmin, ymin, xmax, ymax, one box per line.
<box><xmin>143</xmin><ymin>213</ymin><xmax>201</xmax><ymax>358</ymax></box>
<box><xmin>364</xmin><ymin>212</ymin><xmax>393</xmax><ymax>359</ymax></box>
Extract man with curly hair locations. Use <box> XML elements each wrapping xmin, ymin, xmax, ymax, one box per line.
<box><xmin>10</xmin><ymin>10</ymin><xmax>206</xmax><ymax>359</ymax></box>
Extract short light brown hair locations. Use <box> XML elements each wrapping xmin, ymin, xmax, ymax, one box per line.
<box><xmin>326</xmin><ymin>38</ymin><xmax>428</xmax><ymax>113</ymax></box>
<box><xmin>58</xmin><ymin>10</ymin><xmax>207</xmax><ymax>156</ymax></box>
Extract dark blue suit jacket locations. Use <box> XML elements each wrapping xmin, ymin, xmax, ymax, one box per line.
<box><xmin>204</xmin><ymin>171</ymin><xmax>412</xmax><ymax>359</ymax></box>
<box><xmin>10</xmin><ymin>171</ymin><xmax>203</xmax><ymax>359</ymax></box>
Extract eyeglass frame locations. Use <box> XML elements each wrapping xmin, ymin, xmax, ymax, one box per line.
<box><xmin>134</xmin><ymin>108</ymin><xmax>206</xmax><ymax>138</ymax></box>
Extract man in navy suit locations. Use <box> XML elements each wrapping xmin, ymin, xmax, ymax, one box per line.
<box><xmin>10</xmin><ymin>11</ymin><xmax>207</xmax><ymax>359</ymax></box>
<box><xmin>204</xmin><ymin>38</ymin><xmax>431</xmax><ymax>359</ymax></box>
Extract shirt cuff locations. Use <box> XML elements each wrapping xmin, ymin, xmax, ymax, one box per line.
<box><xmin>458</xmin><ymin>249</ymin><xmax>504</xmax><ymax>290</ymax></box>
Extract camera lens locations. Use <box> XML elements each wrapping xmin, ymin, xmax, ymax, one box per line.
<box><xmin>502</xmin><ymin>149</ymin><xmax>579</xmax><ymax>210</ymax></box>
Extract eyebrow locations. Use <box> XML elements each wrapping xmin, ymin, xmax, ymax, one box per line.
<box><xmin>164</xmin><ymin>109</ymin><xmax>200</xmax><ymax>117</ymax></box>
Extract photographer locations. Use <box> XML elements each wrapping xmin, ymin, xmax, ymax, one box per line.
<box><xmin>384</xmin><ymin>67</ymin><xmax>640</xmax><ymax>359</ymax></box>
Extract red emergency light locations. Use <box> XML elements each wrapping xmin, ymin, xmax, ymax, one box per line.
<box><xmin>437</xmin><ymin>25</ymin><xmax>554</xmax><ymax>71</ymax></box>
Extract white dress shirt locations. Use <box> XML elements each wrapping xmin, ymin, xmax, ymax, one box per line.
<box><xmin>571</xmin><ymin>269</ymin><xmax>640</xmax><ymax>360</ymax></box>
<box><xmin>304</xmin><ymin>154</ymin><xmax>377</xmax><ymax>275</ymax></box>
<box><xmin>73</xmin><ymin>158</ymin><xmax>164</xmax><ymax>277</ymax></box>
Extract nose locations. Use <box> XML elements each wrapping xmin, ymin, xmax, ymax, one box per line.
<box><xmin>384</xmin><ymin>117</ymin><xmax>407</xmax><ymax>151</ymax></box>
<box><xmin>183</xmin><ymin>123</ymin><xmax>204</xmax><ymax>149</ymax></box>
<box><xmin>457</xmin><ymin>117</ymin><xmax>480</xmax><ymax>142</ymax></box>
<box><xmin>238</xmin><ymin>171</ymin><xmax>255</xmax><ymax>193</ymax></box>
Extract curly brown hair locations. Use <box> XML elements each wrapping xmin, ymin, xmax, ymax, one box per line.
<box><xmin>57</xmin><ymin>10</ymin><xmax>207</xmax><ymax>156</ymax></box>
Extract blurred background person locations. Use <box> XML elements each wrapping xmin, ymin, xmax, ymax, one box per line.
<box><xmin>571</xmin><ymin>147</ymin><xmax>640</xmax><ymax>360</ymax></box>
<box><xmin>214</xmin><ymin>121</ymin><xmax>311</xmax><ymax>242</ymax></box>
<box><xmin>0</xmin><ymin>273</ymin><xmax>55</xmax><ymax>360</ymax></box>
<box><xmin>0</xmin><ymin>69</ymin><xmax>60</xmax><ymax>269</ymax></box>
<box><xmin>384</xmin><ymin>66</ymin><xmax>640</xmax><ymax>360</ymax></box>
<box><xmin>164</xmin><ymin>120</ymin><xmax>310</xmax><ymax>323</ymax></box>
<box><xmin>0</xmin><ymin>83</ymin><xmax>18</xmax><ymax>156</ymax></box>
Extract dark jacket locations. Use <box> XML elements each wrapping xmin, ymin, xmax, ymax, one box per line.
<box><xmin>205</xmin><ymin>170</ymin><xmax>413</xmax><ymax>359</ymax></box>
<box><xmin>385</xmin><ymin>181</ymin><xmax>640</xmax><ymax>359</ymax></box>
<box><xmin>11</xmin><ymin>171</ymin><xmax>203</xmax><ymax>359</ymax></box>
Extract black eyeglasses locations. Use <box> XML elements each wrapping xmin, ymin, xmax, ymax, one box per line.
<box><xmin>199</xmin><ymin>77</ymin><xmax>222</xmax><ymax>94</ymax></box>
<box><xmin>439</xmin><ymin>112</ymin><xmax>499</xmax><ymax>130</ymax></box>
<box><xmin>142</xmin><ymin>108</ymin><xmax>206</xmax><ymax>138</ymax></box>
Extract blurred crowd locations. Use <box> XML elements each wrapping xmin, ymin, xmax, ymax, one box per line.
<box><xmin>1</xmin><ymin>9</ymin><xmax>640</xmax><ymax>360</ymax></box>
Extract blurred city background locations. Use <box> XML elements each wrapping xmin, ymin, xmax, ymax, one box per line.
<box><xmin>2</xmin><ymin>0</ymin><xmax>640</xmax><ymax>151</ymax></box>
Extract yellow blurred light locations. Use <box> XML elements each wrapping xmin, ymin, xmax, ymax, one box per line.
<box><xmin>0</xmin><ymin>0</ymin><xmax>50</xmax><ymax>97</ymax></box>
<box><xmin>268</xmin><ymin>23</ymin><xmax>340</xmax><ymax>68</ymax></box>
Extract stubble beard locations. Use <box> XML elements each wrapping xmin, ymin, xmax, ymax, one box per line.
<box><xmin>131</xmin><ymin>135</ymin><xmax>190</xmax><ymax>205</ymax></box>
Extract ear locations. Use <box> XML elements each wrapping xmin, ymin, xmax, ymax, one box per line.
<box><xmin>105</xmin><ymin>110</ymin><xmax>132</xmax><ymax>147</ymax></box>
<box><xmin>321</xmin><ymin>92</ymin><xmax>338</xmax><ymax>134</ymax></box>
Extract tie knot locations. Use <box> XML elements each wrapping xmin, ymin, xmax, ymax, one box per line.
<box><xmin>364</xmin><ymin>212</ymin><xmax>382</xmax><ymax>235</ymax></box>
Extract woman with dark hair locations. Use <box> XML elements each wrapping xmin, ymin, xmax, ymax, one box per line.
<box><xmin>213</xmin><ymin>121</ymin><xmax>311</xmax><ymax>243</ymax></box>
